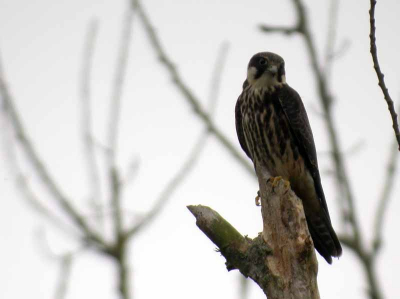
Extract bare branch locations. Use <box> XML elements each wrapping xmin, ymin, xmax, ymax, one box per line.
<box><xmin>0</xmin><ymin>53</ymin><xmax>108</xmax><ymax>251</ymax></box>
<box><xmin>105</xmin><ymin>18</ymin><xmax>135</xmax><ymax>282</ymax></box>
<box><xmin>17</xmin><ymin>174</ymin><xmax>78</xmax><ymax>238</ymax></box>
<box><xmin>206</xmin><ymin>41</ymin><xmax>230</xmax><ymax>116</ymax></box>
<box><xmin>119</xmin><ymin>157</ymin><xmax>140</xmax><ymax>187</ymax></box>
<box><xmin>107</xmin><ymin>10</ymin><xmax>134</xmax><ymax>166</ymax></box>
<box><xmin>261</xmin><ymin>0</ymin><xmax>361</xmax><ymax>246</ymax></box>
<box><xmin>54</xmin><ymin>254</ymin><xmax>73</xmax><ymax>299</ymax></box>
<box><xmin>133</xmin><ymin>0</ymin><xmax>254</xmax><ymax>177</ymax></box>
<box><xmin>301</xmin><ymin>0</ymin><xmax>360</xmax><ymax>245</ymax></box>
<box><xmin>369</xmin><ymin>0</ymin><xmax>400</xmax><ymax>150</ymax></box>
<box><xmin>34</xmin><ymin>230</ymin><xmax>86</xmax><ymax>299</ymax></box>
<box><xmin>123</xmin><ymin>42</ymin><xmax>230</xmax><ymax>239</ymax></box>
<box><xmin>0</xmin><ymin>120</ymin><xmax>77</xmax><ymax>237</ymax></box>
<box><xmin>103</xmin><ymin>8</ymin><xmax>135</xmax><ymax>299</ymax></box>
<box><xmin>239</xmin><ymin>276</ymin><xmax>249</xmax><ymax>299</ymax></box>
<box><xmin>124</xmin><ymin>133</ymin><xmax>206</xmax><ymax>238</ymax></box>
<box><xmin>80</xmin><ymin>19</ymin><xmax>104</xmax><ymax>228</ymax></box>
<box><xmin>260</xmin><ymin>1</ymin><xmax>387</xmax><ymax>298</ymax></box>
<box><xmin>259</xmin><ymin>25</ymin><xmax>299</xmax><ymax>35</ymax></box>
<box><xmin>323</xmin><ymin>0</ymin><xmax>339</xmax><ymax>81</ymax></box>
<box><xmin>373</xmin><ymin>138</ymin><xmax>398</xmax><ymax>253</ymax></box>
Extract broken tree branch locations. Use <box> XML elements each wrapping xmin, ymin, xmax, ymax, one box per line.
<box><xmin>188</xmin><ymin>178</ymin><xmax>319</xmax><ymax>299</ymax></box>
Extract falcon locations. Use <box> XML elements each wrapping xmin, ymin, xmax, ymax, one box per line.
<box><xmin>235</xmin><ymin>52</ymin><xmax>342</xmax><ymax>264</ymax></box>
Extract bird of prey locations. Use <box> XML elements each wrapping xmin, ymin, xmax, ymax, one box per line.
<box><xmin>235</xmin><ymin>52</ymin><xmax>342</xmax><ymax>264</ymax></box>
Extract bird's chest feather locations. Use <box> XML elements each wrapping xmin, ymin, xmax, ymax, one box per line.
<box><xmin>240</xmin><ymin>89</ymin><xmax>304</xmax><ymax>180</ymax></box>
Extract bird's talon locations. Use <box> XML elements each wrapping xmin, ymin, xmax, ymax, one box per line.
<box><xmin>283</xmin><ymin>180</ymin><xmax>291</xmax><ymax>194</ymax></box>
<box><xmin>255</xmin><ymin>190</ymin><xmax>261</xmax><ymax>206</ymax></box>
<box><xmin>267</xmin><ymin>176</ymin><xmax>291</xmax><ymax>193</ymax></box>
<box><xmin>267</xmin><ymin>176</ymin><xmax>283</xmax><ymax>191</ymax></box>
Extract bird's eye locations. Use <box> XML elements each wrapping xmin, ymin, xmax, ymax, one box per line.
<box><xmin>259</xmin><ymin>58</ymin><xmax>267</xmax><ymax>65</ymax></box>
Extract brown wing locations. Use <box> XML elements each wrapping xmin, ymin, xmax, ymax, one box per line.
<box><xmin>235</xmin><ymin>94</ymin><xmax>252</xmax><ymax>160</ymax></box>
<box><xmin>277</xmin><ymin>84</ymin><xmax>331</xmax><ymax>220</ymax></box>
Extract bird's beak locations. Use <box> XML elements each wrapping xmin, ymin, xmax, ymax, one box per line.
<box><xmin>267</xmin><ymin>65</ymin><xmax>278</xmax><ymax>75</ymax></box>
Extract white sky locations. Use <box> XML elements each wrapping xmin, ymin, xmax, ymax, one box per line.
<box><xmin>0</xmin><ymin>0</ymin><xmax>399</xmax><ymax>298</ymax></box>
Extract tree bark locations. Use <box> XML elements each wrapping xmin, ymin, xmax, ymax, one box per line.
<box><xmin>188</xmin><ymin>177</ymin><xmax>320</xmax><ymax>299</ymax></box>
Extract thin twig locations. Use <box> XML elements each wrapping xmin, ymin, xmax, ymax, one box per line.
<box><xmin>124</xmin><ymin>132</ymin><xmax>207</xmax><ymax>239</ymax></box>
<box><xmin>80</xmin><ymin>19</ymin><xmax>104</xmax><ymax>228</ymax></box>
<box><xmin>119</xmin><ymin>157</ymin><xmax>140</xmax><ymax>187</ymax></box>
<box><xmin>133</xmin><ymin>0</ymin><xmax>254</xmax><ymax>177</ymax></box>
<box><xmin>207</xmin><ymin>42</ymin><xmax>230</xmax><ymax>116</ymax></box>
<box><xmin>260</xmin><ymin>0</ymin><xmax>361</xmax><ymax>245</ymax></box>
<box><xmin>106</xmin><ymin>9</ymin><xmax>135</xmax><ymax>299</ymax></box>
<box><xmin>369</xmin><ymin>0</ymin><xmax>400</xmax><ymax>150</ymax></box>
<box><xmin>54</xmin><ymin>254</ymin><xmax>73</xmax><ymax>299</ymax></box>
<box><xmin>323</xmin><ymin>0</ymin><xmax>339</xmax><ymax>81</ymax></box>
<box><xmin>261</xmin><ymin>1</ymin><xmax>385</xmax><ymax>298</ymax></box>
<box><xmin>373</xmin><ymin>137</ymin><xmax>398</xmax><ymax>253</ymax></box>
<box><xmin>0</xmin><ymin>115</ymin><xmax>76</xmax><ymax>237</ymax></box>
<box><xmin>36</xmin><ymin>231</ymin><xmax>84</xmax><ymax>299</ymax></box>
<box><xmin>301</xmin><ymin>0</ymin><xmax>361</xmax><ymax>246</ymax></box>
<box><xmin>0</xmin><ymin>53</ymin><xmax>108</xmax><ymax>252</ymax></box>
<box><xmin>298</xmin><ymin>0</ymin><xmax>358</xmax><ymax>240</ymax></box>
<box><xmin>108</xmin><ymin>8</ymin><xmax>134</xmax><ymax>242</ymax></box>
<box><xmin>107</xmin><ymin>10</ymin><xmax>134</xmax><ymax>166</ymax></box>
<box><xmin>259</xmin><ymin>25</ymin><xmax>299</xmax><ymax>35</ymax></box>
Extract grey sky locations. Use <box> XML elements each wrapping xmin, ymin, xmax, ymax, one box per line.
<box><xmin>0</xmin><ymin>0</ymin><xmax>399</xmax><ymax>298</ymax></box>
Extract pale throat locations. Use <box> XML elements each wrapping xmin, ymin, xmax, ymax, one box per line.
<box><xmin>247</xmin><ymin>66</ymin><xmax>286</xmax><ymax>92</ymax></box>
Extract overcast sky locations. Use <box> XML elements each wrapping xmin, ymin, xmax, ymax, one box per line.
<box><xmin>0</xmin><ymin>0</ymin><xmax>399</xmax><ymax>298</ymax></box>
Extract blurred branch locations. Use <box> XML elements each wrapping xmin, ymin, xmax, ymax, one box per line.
<box><xmin>261</xmin><ymin>0</ymin><xmax>361</xmax><ymax>245</ymax></box>
<box><xmin>16</xmin><ymin>173</ymin><xmax>78</xmax><ymax>239</ymax></box>
<box><xmin>188</xmin><ymin>178</ymin><xmax>320</xmax><ymax>299</ymax></box>
<box><xmin>54</xmin><ymin>254</ymin><xmax>73</xmax><ymax>299</ymax></box>
<box><xmin>318</xmin><ymin>139</ymin><xmax>366</xmax><ymax>158</ymax></box>
<box><xmin>124</xmin><ymin>42</ymin><xmax>230</xmax><ymax>239</ymax></box>
<box><xmin>239</xmin><ymin>275</ymin><xmax>249</xmax><ymax>299</ymax></box>
<box><xmin>369</xmin><ymin>0</ymin><xmax>400</xmax><ymax>150</ymax></box>
<box><xmin>259</xmin><ymin>25</ymin><xmax>299</xmax><ymax>35</ymax></box>
<box><xmin>0</xmin><ymin>54</ymin><xmax>108</xmax><ymax>253</ymax></box>
<box><xmin>105</xmin><ymin>9</ymin><xmax>135</xmax><ymax>299</ymax></box>
<box><xmin>133</xmin><ymin>0</ymin><xmax>254</xmax><ymax>177</ymax></box>
<box><xmin>124</xmin><ymin>133</ymin><xmax>206</xmax><ymax>239</ymax></box>
<box><xmin>107</xmin><ymin>10</ymin><xmax>133</xmax><ymax>167</ymax></box>
<box><xmin>206</xmin><ymin>42</ymin><xmax>229</xmax><ymax>116</ymax></box>
<box><xmin>119</xmin><ymin>157</ymin><xmax>140</xmax><ymax>187</ymax></box>
<box><xmin>323</xmin><ymin>0</ymin><xmax>339</xmax><ymax>81</ymax></box>
<box><xmin>260</xmin><ymin>1</ymin><xmax>387</xmax><ymax>298</ymax></box>
<box><xmin>0</xmin><ymin>123</ymin><xmax>77</xmax><ymax>237</ymax></box>
<box><xmin>373</xmin><ymin>138</ymin><xmax>398</xmax><ymax>253</ymax></box>
<box><xmin>34</xmin><ymin>230</ymin><xmax>86</xmax><ymax>299</ymax></box>
<box><xmin>80</xmin><ymin>19</ymin><xmax>104</xmax><ymax>228</ymax></box>
<box><xmin>109</xmin><ymin>8</ymin><xmax>134</xmax><ymax>236</ymax></box>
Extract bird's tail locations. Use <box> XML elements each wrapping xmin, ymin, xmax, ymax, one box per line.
<box><xmin>307</xmin><ymin>211</ymin><xmax>342</xmax><ymax>264</ymax></box>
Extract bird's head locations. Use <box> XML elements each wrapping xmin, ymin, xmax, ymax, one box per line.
<box><xmin>245</xmin><ymin>52</ymin><xmax>286</xmax><ymax>90</ymax></box>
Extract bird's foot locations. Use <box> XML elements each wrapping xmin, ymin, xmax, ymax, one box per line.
<box><xmin>267</xmin><ymin>176</ymin><xmax>291</xmax><ymax>193</ymax></box>
<box><xmin>255</xmin><ymin>190</ymin><xmax>261</xmax><ymax>206</ymax></box>
<box><xmin>267</xmin><ymin>176</ymin><xmax>283</xmax><ymax>188</ymax></box>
